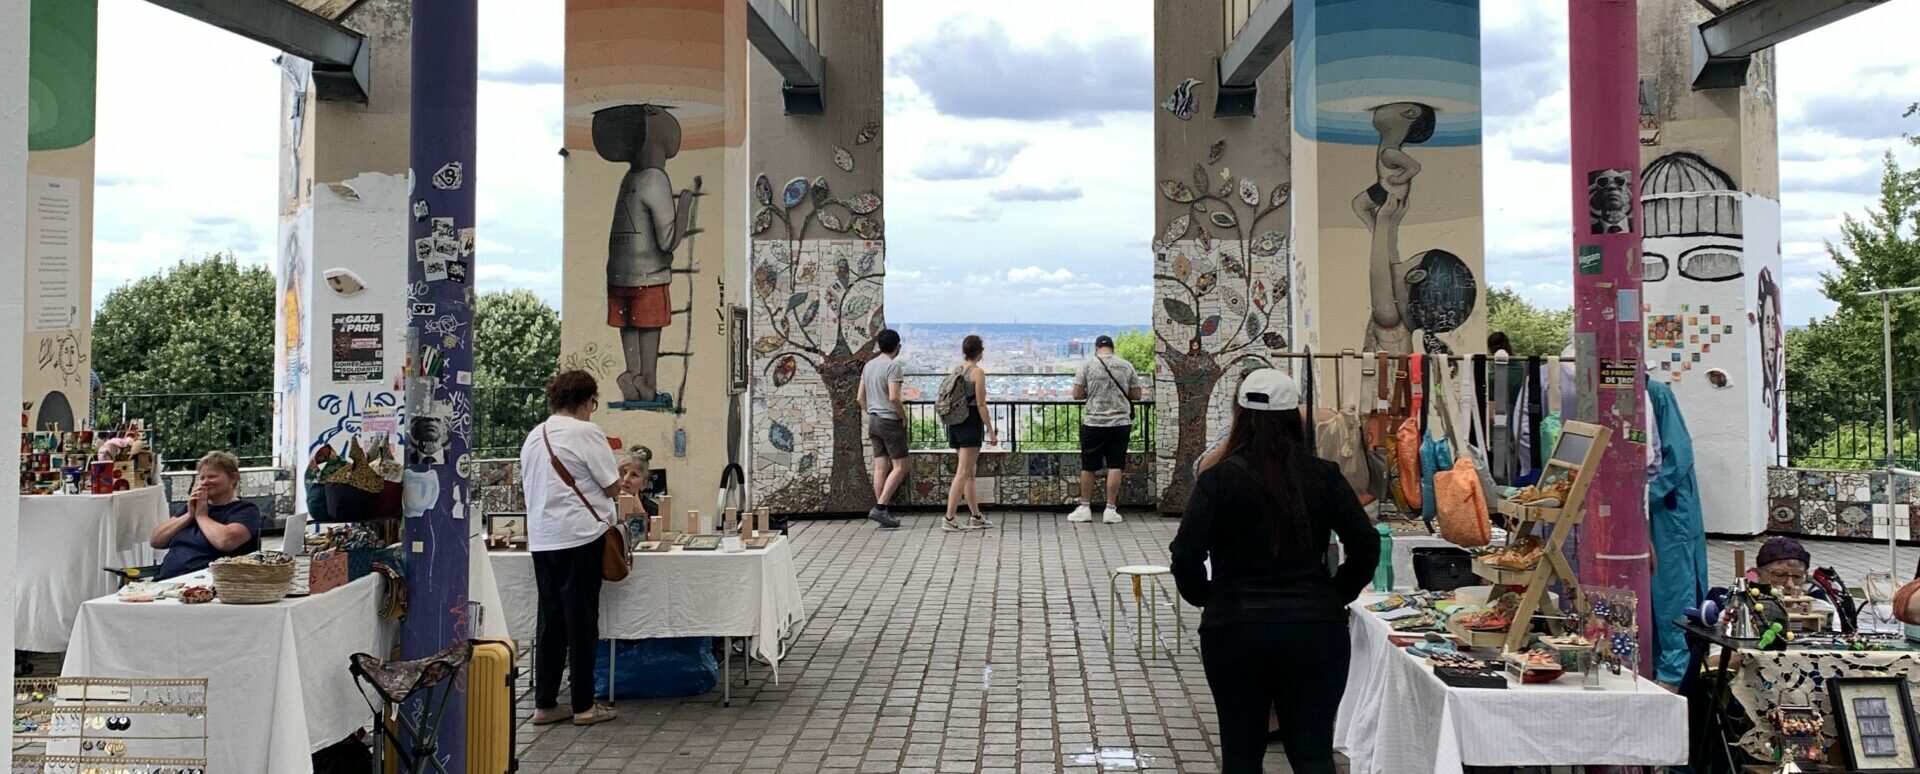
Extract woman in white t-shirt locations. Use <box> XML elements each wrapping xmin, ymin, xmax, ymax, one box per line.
<box><xmin>520</xmin><ymin>371</ymin><xmax>623</xmax><ymax>727</ymax></box>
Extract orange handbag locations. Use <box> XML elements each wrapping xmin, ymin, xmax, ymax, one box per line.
<box><xmin>1395</xmin><ymin>355</ymin><xmax>1425</xmax><ymax>512</ymax></box>
<box><xmin>1430</xmin><ymin>365</ymin><xmax>1492</xmax><ymax>547</ymax></box>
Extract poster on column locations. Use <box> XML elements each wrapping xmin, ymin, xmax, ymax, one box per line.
<box><xmin>331</xmin><ymin>313</ymin><xmax>385</xmax><ymax>383</ymax></box>
<box><xmin>27</xmin><ymin>176</ymin><xmax>81</xmax><ymax>332</ymax></box>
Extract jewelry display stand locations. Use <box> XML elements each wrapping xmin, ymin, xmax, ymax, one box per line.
<box><xmin>1473</xmin><ymin>420</ymin><xmax>1611</xmax><ymax>653</ymax></box>
<box><xmin>12</xmin><ymin>677</ymin><xmax>209</xmax><ymax>774</ymax></box>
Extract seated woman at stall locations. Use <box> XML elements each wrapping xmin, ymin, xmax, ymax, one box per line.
<box><xmin>150</xmin><ymin>451</ymin><xmax>264</xmax><ymax>580</ymax></box>
<box><xmin>1748</xmin><ymin>537</ymin><xmax>1841</xmax><ymax>628</ymax></box>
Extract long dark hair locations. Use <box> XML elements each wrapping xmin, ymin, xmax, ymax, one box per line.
<box><xmin>1220</xmin><ymin>404</ymin><xmax>1318</xmax><ymax>555</ymax></box>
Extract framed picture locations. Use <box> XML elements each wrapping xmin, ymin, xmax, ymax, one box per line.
<box><xmin>728</xmin><ymin>305</ymin><xmax>750</xmax><ymax>394</ymax></box>
<box><xmin>487</xmin><ymin>512</ymin><xmax>527</xmax><ymax>542</ymax></box>
<box><xmin>1831</xmin><ymin>676</ymin><xmax>1920</xmax><ymax>770</ymax></box>
<box><xmin>684</xmin><ymin>534</ymin><xmax>722</xmax><ymax>551</ymax></box>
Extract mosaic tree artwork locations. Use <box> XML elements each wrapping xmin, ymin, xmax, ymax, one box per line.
<box><xmin>750</xmin><ymin>134</ymin><xmax>886</xmax><ymax>512</ymax></box>
<box><xmin>1152</xmin><ymin>155</ymin><xmax>1293</xmax><ymax>508</ymax></box>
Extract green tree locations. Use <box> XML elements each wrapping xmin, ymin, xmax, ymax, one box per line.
<box><xmin>1786</xmin><ymin>153</ymin><xmax>1920</xmax><ymax>465</ymax></box>
<box><xmin>472</xmin><ymin>289</ymin><xmax>561</xmax><ymax>457</ymax></box>
<box><xmin>1112</xmin><ymin>328</ymin><xmax>1155</xmax><ymax>375</ymax></box>
<box><xmin>1486</xmin><ymin>286</ymin><xmax>1572</xmax><ymax>356</ymax></box>
<box><xmin>93</xmin><ymin>254</ymin><xmax>274</xmax><ymax>464</ymax></box>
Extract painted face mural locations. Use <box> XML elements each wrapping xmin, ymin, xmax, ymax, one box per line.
<box><xmin>1757</xmin><ymin>266</ymin><xmax>1783</xmax><ymax>443</ymax></box>
<box><xmin>1641</xmin><ymin>152</ymin><xmax>1752</xmax><ymax>395</ymax></box>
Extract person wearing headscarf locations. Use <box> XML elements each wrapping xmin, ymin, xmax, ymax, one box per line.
<box><xmin>1647</xmin><ymin>378</ymin><xmax>1707</xmax><ymax>686</ymax></box>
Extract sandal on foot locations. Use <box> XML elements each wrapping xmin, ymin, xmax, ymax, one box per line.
<box><xmin>573</xmin><ymin>706</ymin><xmax>618</xmax><ymax>726</ymax></box>
<box><xmin>531</xmin><ymin>708</ymin><xmax>569</xmax><ymax>726</ymax></box>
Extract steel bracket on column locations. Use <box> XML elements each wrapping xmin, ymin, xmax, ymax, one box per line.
<box><xmin>747</xmin><ymin>0</ymin><xmax>826</xmax><ymax>114</ymax></box>
<box><xmin>1215</xmin><ymin>0</ymin><xmax>1292</xmax><ymax>117</ymax></box>
<box><xmin>146</xmin><ymin>0</ymin><xmax>371</xmax><ymax>102</ymax></box>
<box><xmin>1690</xmin><ymin>0</ymin><xmax>1890</xmax><ymax>88</ymax></box>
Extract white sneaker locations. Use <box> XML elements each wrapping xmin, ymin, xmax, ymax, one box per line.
<box><xmin>1067</xmin><ymin>504</ymin><xmax>1093</xmax><ymax>523</ymax></box>
<box><xmin>1102</xmin><ymin>507</ymin><xmax>1123</xmax><ymax>524</ymax></box>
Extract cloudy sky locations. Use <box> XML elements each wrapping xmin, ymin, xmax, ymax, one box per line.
<box><xmin>94</xmin><ymin>0</ymin><xmax>1920</xmax><ymax>328</ymax></box>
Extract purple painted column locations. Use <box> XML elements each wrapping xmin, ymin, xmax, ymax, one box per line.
<box><xmin>400</xmin><ymin>0</ymin><xmax>475</xmax><ymax>767</ymax></box>
<box><xmin>1568</xmin><ymin>0</ymin><xmax>1653</xmax><ymax>676</ymax></box>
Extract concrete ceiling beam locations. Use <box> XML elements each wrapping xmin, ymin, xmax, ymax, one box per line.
<box><xmin>1215</xmin><ymin>0</ymin><xmax>1293</xmax><ymax>117</ymax></box>
<box><xmin>1692</xmin><ymin>0</ymin><xmax>1892</xmax><ymax>88</ymax></box>
<box><xmin>747</xmin><ymin>0</ymin><xmax>826</xmax><ymax>114</ymax></box>
<box><xmin>145</xmin><ymin>0</ymin><xmax>369</xmax><ymax>101</ymax></box>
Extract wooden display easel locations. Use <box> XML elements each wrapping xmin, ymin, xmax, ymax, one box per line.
<box><xmin>1462</xmin><ymin>420</ymin><xmax>1611</xmax><ymax>652</ymax></box>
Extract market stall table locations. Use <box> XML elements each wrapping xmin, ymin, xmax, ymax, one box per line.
<box><xmin>16</xmin><ymin>488</ymin><xmax>171</xmax><ymax>651</ymax></box>
<box><xmin>61</xmin><ymin>573</ymin><xmax>389</xmax><ymax>774</ymax></box>
<box><xmin>1335</xmin><ymin>595</ymin><xmax>1688</xmax><ymax>773</ymax></box>
<box><xmin>1680</xmin><ymin>621</ymin><xmax>1920</xmax><ymax>771</ymax></box>
<box><xmin>486</xmin><ymin>535</ymin><xmax>808</xmax><ymax>703</ymax></box>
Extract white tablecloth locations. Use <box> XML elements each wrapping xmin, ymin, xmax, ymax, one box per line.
<box><xmin>17</xmin><ymin>488</ymin><xmax>171</xmax><ymax>651</ymax></box>
<box><xmin>486</xmin><ymin>537</ymin><xmax>807</xmax><ymax>668</ymax></box>
<box><xmin>1334</xmin><ymin>596</ymin><xmax>1687</xmax><ymax>772</ymax></box>
<box><xmin>63</xmin><ymin>574</ymin><xmax>389</xmax><ymax>774</ymax></box>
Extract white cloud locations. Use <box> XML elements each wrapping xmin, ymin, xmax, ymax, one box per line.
<box><xmin>1005</xmin><ymin>266</ymin><xmax>1074</xmax><ymax>283</ymax></box>
<box><xmin>935</xmin><ymin>205</ymin><xmax>1002</xmax><ymax>222</ymax></box>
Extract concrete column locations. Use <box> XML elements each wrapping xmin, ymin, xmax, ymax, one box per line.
<box><xmin>1292</xmin><ymin>0</ymin><xmax>1484</xmax><ymax>356</ymax></box>
<box><xmin>748</xmin><ymin>1</ymin><xmax>887</xmax><ymax>513</ymax></box>
<box><xmin>398</xmin><ymin>0</ymin><xmax>476</xmax><ymax>765</ymax></box>
<box><xmin>272</xmin><ymin>0</ymin><xmax>412</xmax><ymax>512</ymax></box>
<box><xmin>3</xmin><ymin>0</ymin><xmax>32</xmax><ymax>767</ymax></box>
<box><xmin>1570</xmin><ymin>0</ymin><xmax>1653</xmax><ymax>673</ymax></box>
<box><xmin>1152</xmin><ymin>1</ymin><xmax>1295</xmax><ymax>511</ymax></box>
<box><xmin>22</xmin><ymin>0</ymin><xmax>96</xmax><ymax>432</ymax></box>
<box><xmin>1638</xmin><ymin>0</ymin><xmax>1781</xmax><ymax>536</ymax></box>
<box><xmin>561</xmin><ymin>0</ymin><xmax>748</xmax><ymax>526</ymax></box>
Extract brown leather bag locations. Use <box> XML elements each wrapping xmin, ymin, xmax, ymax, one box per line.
<box><xmin>541</xmin><ymin>422</ymin><xmax>631</xmax><ymax>582</ymax></box>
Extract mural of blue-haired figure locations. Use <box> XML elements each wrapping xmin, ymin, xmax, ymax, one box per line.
<box><xmin>1295</xmin><ymin>0</ymin><xmax>1484</xmax><ymax>355</ymax></box>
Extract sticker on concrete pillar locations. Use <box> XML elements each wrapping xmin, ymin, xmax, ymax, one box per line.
<box><xmin>1577</xmin><ymin>245</ymin><xmax>1603</xmax><ymax>275</ymax></box>
<box><xmin>431</xmin><ymin>217</ymin><xmax>455</xmax><ymax>241</ymax></box>
<box><xmin>411</xmin><ymin>302</ymin><xmax>436</xmax><ymax>317</ymax></box>
<box><xmin>408</xmin><ymin>413</ymin><xmax>451</xmax><ymax>467</ymax></box>
<box><xmin>1626</xmin><ymin>428</ymin><xmax>1647</xmax><ymax>444</ymax></box>
<box><xmin>1162</xmin><ymin>78</ymin><xmax>1201</xmax><ymax>121</ymax></box>
<box><xmin>458</xmin><ymin>228</ymin><xmax>475</xmax><ymax>257</ymax></box>
<box><xmin>1599</xmin><ymin>358</ymin><xmax>1638</xmax><ymax>389</ymax></box>
<box><xmin>1616</xmin><ymin>289</ymin><xmax>1639</xmax><ymax>323</ymax></box>
<box><xmin>427</xmin><ymin>238</ymin><xmax>457</xmax><ymax>281</ymax></box>
<box><xmin>414</xmin><ymin>238</ymin><xmax>433</xmax><ymax>264</ymax></box>
<box><xmin>1587</xmin><ymin>168</ymin><xmax>1634</xmax><ymax>234</ymax></box>
<box><xmin>430</xmin><ymin>162</ymin><xmax>464</xmax><ymax>191</ymax></box>
<box><xmin>402</xmin><ymin>469</ymin><xmax>439</xmax><ymax>517</ymax></box>
<box><xmin>455</xmin><ymin>454</ymin><xmax>475</xmax><ymax>480</ymax></box>
<box><xmin>413</xmin><ymin>200</ymin><xmax>429</xmax><ymax>221</ymax></box>
<box><xmin>446</xmin><ymin>259</ymin><xmax>467</xmax><ymax>284</ymax></box>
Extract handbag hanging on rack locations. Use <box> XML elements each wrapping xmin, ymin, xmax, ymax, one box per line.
<box><xmin>1430</xmin><ymin>360</ymin><xmax>1492</xmax><ymax>547</ymax></box>
<box><xmin>1314</xmin><ymin>353</ymin><xmax>1370</xmax><ymax>501</ymax></box>
<box><xmin>1397</xmin><ymin>354</ymin><xmax>1427</xmax><ymax>519</ymax></box>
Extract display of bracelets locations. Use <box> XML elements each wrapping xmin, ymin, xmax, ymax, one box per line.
<box><xmin>1388</xmin><ymin>612</ymin><xmax>1439</xmax><ymax>631</ymax></box>
<box><xmin>18</xmin><ymin>761</ymin><xmax>206</xmax><ymax>774</ymax></box>
<box><xmin>1768</xmin><ymin>706</ymin><xmax>1823</xmax><ymax>738</ymax></box>
<box><xmin>1429</xmin><ymin>653</ymin><xmax>1491</xmax><ymax>670</ymax></box>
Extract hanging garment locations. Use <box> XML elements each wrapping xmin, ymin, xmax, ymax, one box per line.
<box><xmin>1647</xmin><ymin>379</ymin><xmax>1708</xmax><ymax>686</ymax></box>
<box><xmin>1540</xmin><ymin>356</ymin><xmax>1564</xmax><ymax>459</ymax></box>
<box><xmin>1492</xmin><ymin>353</ymin><xmax>1514</xmax><ymax>485</ymax></box>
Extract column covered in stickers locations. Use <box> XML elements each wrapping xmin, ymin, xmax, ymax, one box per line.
<box><xmin>400</xmin><ymin>0</ymin><xmax>476</xmax><ymax>765</ymax></box>
<box><xmin>1568</xmin><ymin>0</ymin><xmax>1653</xmax><ymax>675</ymax></box>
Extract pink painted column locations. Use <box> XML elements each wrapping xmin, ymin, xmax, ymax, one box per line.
<box><xmin>1568</xmin><ymin>0</ymin><xmax>1654</xmax><ymax>675</ymax></box>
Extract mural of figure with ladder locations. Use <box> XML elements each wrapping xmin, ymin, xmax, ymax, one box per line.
<box><xmin>592</xmin><ymin>104</ymin><xmax>703</xmax><ymax>410</ymax></box>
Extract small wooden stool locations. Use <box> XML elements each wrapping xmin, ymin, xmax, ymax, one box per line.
<box><xmin>1108</xmin><ymin>564</ymin><xmax>1181</xmax><ymax>657</ymax></box>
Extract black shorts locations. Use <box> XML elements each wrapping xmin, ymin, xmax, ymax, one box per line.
<box><xmin>1080</xmin><ymin>424</ymin><xmax>1131</xmax><ymax>472</ymax></box>
<box><xmin>946</xmin><ymin>415</ymin><xmax>985</xmax><ymax>450</ymax></box>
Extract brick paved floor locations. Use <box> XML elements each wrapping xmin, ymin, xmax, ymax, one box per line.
<box><xmin>500</xmin><ymin>521</ymin><xmax>1920</xmax><ymax>773</ymax></box>
<box><xmin>511</xmin><ymin>512</ymin><xmax>1299</xmax><ymax>774</ymax></box>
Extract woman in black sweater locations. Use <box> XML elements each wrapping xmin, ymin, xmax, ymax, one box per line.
<box><xmin>1170</xmin><ymin>368</ymin><xmax>1379</xmax><ymax>774</ymax></box>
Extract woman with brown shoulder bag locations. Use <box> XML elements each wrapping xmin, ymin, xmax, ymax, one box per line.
<box><xmin>520</xmin><ymin>370</ymin><xmax>625</xmax><ymax>727</ymax></box>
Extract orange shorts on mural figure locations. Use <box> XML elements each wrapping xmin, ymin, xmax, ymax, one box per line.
<box><xmin>606</xmin><ymin>285</ymin><xmax>671</xmax><ymax>329</ymax></box>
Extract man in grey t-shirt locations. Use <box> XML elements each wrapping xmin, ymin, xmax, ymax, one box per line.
<box><xmin>1069</xmin><ymin>335</ymin><xmax>1142</xmax><ymax>524</ymax></box>
<box><xmin>857</xmin><ymin>329</ymin><xmax>908</xmax><ymax>528</ymax></box>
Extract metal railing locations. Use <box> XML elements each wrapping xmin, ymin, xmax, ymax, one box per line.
<box><xmin>902</xmin><ymin>400</ymin><xmax>1156</xmax><ymax>454</ymax></box>
<box><xmin>96</xmin><ymin>391</ymin><xmax>275</xmax><ymax>470</ymax></box>
<box><xmin>1781</xmin><ymin>389</ymin><xmax>1920</xmax><ymax>470</ymax></box>
<box><xmin>95</xmin><ymin>386</ymin><xmax>549</xmax><ymax>470</ymax></box>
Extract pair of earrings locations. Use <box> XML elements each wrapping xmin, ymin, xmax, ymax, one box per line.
<box><xmin>87</xmin><ymin>714</ymin><xmax>131</xmax><ymax>731</ymax></box>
